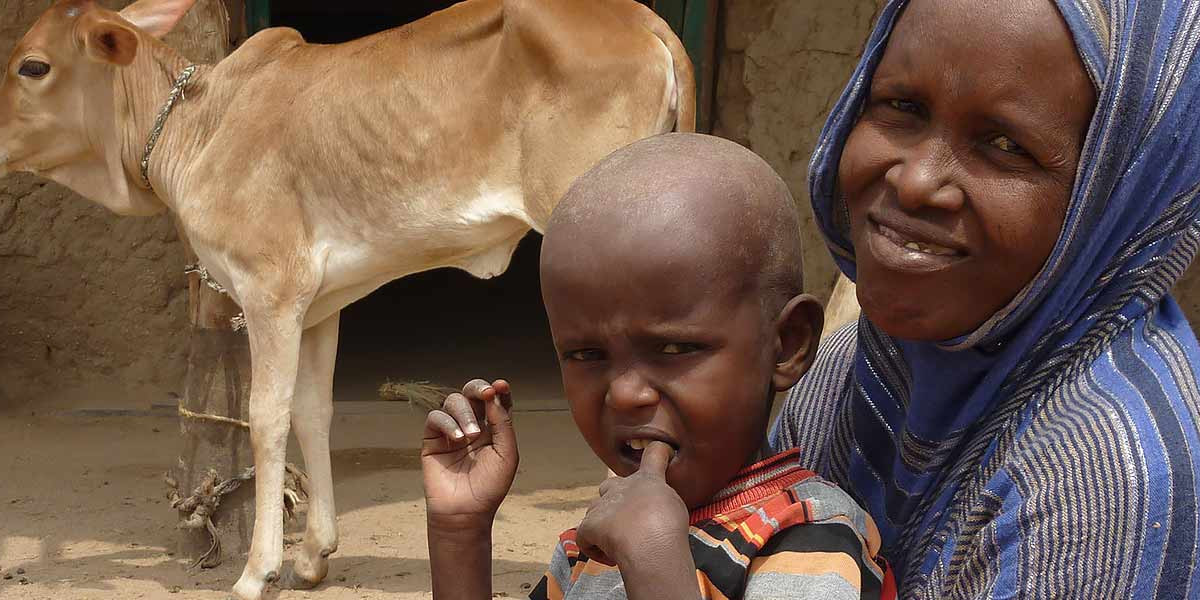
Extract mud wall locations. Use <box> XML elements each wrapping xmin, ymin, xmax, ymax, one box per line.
<box><xmin>1176</xmin><ymin>265</ymin><xmax>1200</xmax><ymax>322</ymax></box>
<box><xmin>713</xmin><ymin>0</ymin><xmax>883</xmax><ymax>302</ymax></box>
<box><xmin>0</xmin><ymin>0</ymin><xmax>227</xmax><ymax>410</ymax></box>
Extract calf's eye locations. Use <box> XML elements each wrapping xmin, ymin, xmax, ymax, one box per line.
<box><xmin>18</xmin><ymin>60</ymin><xmax>50</xmax><ymax>79</ymax></box>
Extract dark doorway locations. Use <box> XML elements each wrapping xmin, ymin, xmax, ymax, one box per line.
<box><xmin>269</xmin><ymin>0</ymin><xmax>464</xmax><ymax>44</ymax></box>
<box><xmin>332</xmin><ymin>234</ymin><xmax>562</xmax><ymax>409</ymax></box>
<box><xmin>244</xmin><ymin>0</ymin><xmax>714</xmax><ymax>129</ymax></box>
<box><xmin>259</xmin><ymin>0</ymin><xmax>658</xmax><ymax>46</ymax></box>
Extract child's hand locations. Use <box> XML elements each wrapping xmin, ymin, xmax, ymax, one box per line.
<box><xmin>574</xmin><ymin>441</ymin><xmax>690</xmax><ymax>567</ymax></box>
<box><xmin>421</xmin><ymin>379</ymin><xmax>518</xmax><ymax>530</ymax></box>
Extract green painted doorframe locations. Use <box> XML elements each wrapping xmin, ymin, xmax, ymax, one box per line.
<box><xmin>245</xmin><ymin>0</ymin><xmax>269</xmax><ymax>37</ymax></box>
<box><xmin>242</xmin><ymin>0</ymin><xmax>716</xmax><ymax>131</ymax></box>
<box><xmin>648</xmin><ymin>0</ymin><xmax>715</xmax><ymax>130</ymax></box>
<box><xmin>676</xmin><ymin>0</ymin><xmax>717</xmax><ymax>133</ymax></box>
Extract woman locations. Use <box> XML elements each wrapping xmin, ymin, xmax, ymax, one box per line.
<box><xmin>772</xmin><ymin>0</ymin><xmax>1200</xmax><ymax>596</ymax></box>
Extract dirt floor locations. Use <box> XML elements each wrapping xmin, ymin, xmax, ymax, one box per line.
<box><xmin>0</xmin><ymin>400</ymin><xmax>604</xmax><ymax>599</ymax></box>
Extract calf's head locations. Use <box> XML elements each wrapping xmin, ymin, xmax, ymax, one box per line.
<box><xmin>0</xmin><ymin>0</ymin><xmax>194</xmax><ymax>216</ymax></box>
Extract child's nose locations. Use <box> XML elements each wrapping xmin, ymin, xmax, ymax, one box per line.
<box><xmin>604</xmin><ymin>369</ymin><xmax>660</xmax><ymax>411</ymax></box>
<box><xmin>885</xmin><ymin>139</ymin><xmax>965</xmax><ymax>213</ymax></box>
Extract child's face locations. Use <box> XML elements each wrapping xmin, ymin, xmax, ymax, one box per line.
<box><xmin>541</xmin><ymin>222</ymin><xmax>795</xmax><ymax>510</ymax></box>
<box><xmin>839</xmin><ymin>0</ymin><xmax>1097</xmax><ymax>341</ymax></box>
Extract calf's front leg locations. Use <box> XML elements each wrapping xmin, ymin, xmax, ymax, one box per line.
<box><xmin>231</xmin><ymin>306</ymin><xmax>305</xmax><ymax>600</ymax></box>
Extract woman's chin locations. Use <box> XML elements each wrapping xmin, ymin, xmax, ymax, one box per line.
<box><xmin>858</xmin><ymin>291</ymin><xmax>976</xmax><ymax>342</ymax></box>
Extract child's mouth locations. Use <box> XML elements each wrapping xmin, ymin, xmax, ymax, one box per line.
<box><xmin>620</xmin><ymin>438</ymin><xmax>679</xmax><ymax>467</ymax></box>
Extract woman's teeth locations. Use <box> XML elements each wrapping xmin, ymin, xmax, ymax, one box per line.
<box><xmin>879</xmin><ymin>224</ymin><xmax>958</xmax><ymax>256</ymax></box>
<box><xmin>627</xmin><ymin>439</ymin><xmax>651</xmax><ymax>450</ymax></box>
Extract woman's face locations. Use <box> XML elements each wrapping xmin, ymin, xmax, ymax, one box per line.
<box><xmin>839</xmin><ymin>0</ymin><xmax>1097</xmax><ymax>341</ymax></box>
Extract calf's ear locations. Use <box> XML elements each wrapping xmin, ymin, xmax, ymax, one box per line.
<box><xmin>119</xmin><ymin>0</ymin><xmax>196</xmax><ymax>39</ymax></box>
<box><xmin>80</xmin><ymin>16</ymin><xmax>139</xmax><ymax>66</ymax></box>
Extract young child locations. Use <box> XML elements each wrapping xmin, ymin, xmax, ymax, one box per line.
<box><xmin>420</xmin><ymin>133</ymin><xmax>895</xmax><ymax>599</ymax></box>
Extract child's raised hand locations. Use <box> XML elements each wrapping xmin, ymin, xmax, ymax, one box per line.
<box><xmin>574</xmin><ymin>441</ymin><xmax>691</xmax><ymax>569</ymax></box>
<box><xmin>421</xmin><ymin>378</ymin><xmax>518</xmax><ymax>529</ymax></box>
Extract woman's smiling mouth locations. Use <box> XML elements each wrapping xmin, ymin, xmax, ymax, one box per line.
<box><xmin>865</xmin><ymin>217</ymin><xmax>967</xmax><ymax>273</ymax></box>
<box><xmin>877</xmin><ymin>223</ymin><xmax>958</xmax><ymax>256</ymax></box>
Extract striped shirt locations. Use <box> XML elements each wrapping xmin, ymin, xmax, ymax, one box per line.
<box><xmin>529</xmin><ymin>449</ymin><xmax>897</xmax><ymax>600</ymax></box>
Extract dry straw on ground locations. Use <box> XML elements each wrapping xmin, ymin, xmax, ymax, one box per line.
<box><xmin>377</xmin><ymin>380</ymin><xmax>457</xmax><ymax>411</ymax></box>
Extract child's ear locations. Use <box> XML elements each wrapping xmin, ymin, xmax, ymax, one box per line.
<box><xmin>772</xmin><ymin>294</ymin><xmax>824</xmax><ymax>391</ymax></box>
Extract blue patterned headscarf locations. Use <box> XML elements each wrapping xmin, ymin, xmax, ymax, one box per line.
<box><xmin>772</xmin><ymin>0</ymin><xmax>1200</xmax><ymax>596</ymax></box>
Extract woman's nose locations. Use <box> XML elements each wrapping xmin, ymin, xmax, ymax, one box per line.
<box><xmin>884</xmin><ymin>140</ymin><xmax>965</xmax><ymax>213</ymax></box>
<box><xmin>605</xmin><ymin>368</ymin><xmax>660</xmax><ymax>412</ymax></box>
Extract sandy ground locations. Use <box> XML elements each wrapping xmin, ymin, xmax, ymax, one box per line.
<box><xmin>0</xmin><ymin>400</ymin><xmax>605</xmax><ymax>599</ymax></box>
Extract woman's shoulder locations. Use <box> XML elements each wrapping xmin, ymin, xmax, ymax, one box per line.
<box><xmin>992</xmin><ymin>316</ymin><xmax>1200</xmax><ymax>588</ymax></box>
<box><xmin>925</xmin><ymin>319</ymin><xmax>1200</xmax><ymax>598</ymax></box>
<box><xmin>1012</xmin><ymin>313</ymin><xmax>1200</xmax><ymax>484</ymax></box>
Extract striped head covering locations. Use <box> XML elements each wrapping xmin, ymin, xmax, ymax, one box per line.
<box><xmin>772</xmin><ymin>0</ymin><xmax>1200</xmax><ymax>596</ymax></box>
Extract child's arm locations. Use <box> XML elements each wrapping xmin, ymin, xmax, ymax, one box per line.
<box><xmin>574</xmin><ymin>441</ymin><xmax>701</xmax><ymax>600</ymax></box>
<box><xmin>421</xmin><ymin>379</ymin><xmax>518</xmax><ymax>599</ymax></box>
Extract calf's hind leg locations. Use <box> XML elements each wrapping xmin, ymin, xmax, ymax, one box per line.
<box><xmin>285</xmin><ymin>311</ymin><xmax>342</xmax><ymax>589</ymax></box>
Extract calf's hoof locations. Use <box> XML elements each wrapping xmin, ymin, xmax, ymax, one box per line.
<box><xmin>281</xmin><ymin>564</ymin><xmax>324</xmax><ymax>590</ymax></box>
<box><xmin>231</xmin><ymin>570</ymin><xmax>276</xmax><ymax>600</ymax></box>
<box><xmin>284</xmin><ymin>544</ymin><xmax>335</xmax><ymax>589</ymax></box>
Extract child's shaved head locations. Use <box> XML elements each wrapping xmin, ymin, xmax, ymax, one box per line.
<box><xmin>547</xmin><ymin>133</ymin><xmax>806</xmax><ymax>316</ymax></box>
<box><xmin>543</xmin><ymin>133</ymin><xmax>805</xmax><ymax>317</ymax></box>
<box><xmin>539</xmin><ymin>134</ymin><xmax>821</xmax><ymax>509</ymax></box>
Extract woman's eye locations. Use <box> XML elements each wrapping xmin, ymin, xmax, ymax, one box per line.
<box><xmin>988</xmin><ymin>135</ymin><xmax>1028</xmax><ymax>156</ymax></box>
<box><xmin>886</xmin><ymin>99</ymin><xmax>920</xmax><ymax>114</ymax></box>
<box><xmin>565</xmin><ymin>349</ymin><xmax>605</xmax><ymax>362</ymax></box>
<box><xmin>661</xmin><ymin>343</ymin><xmax>702</xmax><ymax>355</ymax></box>
<box><xmin>18</xmin><ymin>59</ymin><xmax>50</xmax><ymax>79</ymax></box>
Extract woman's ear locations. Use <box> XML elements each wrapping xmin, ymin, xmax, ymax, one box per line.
<box><xmin>772</xmin><ymin>294</ymin><xmax>824</xmax><ymax>391</ymax></box>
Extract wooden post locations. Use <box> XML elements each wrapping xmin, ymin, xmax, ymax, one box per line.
<box><xmin>170</xmin><ymin>258</ymin><xmax>255</xmax><ymax>564</ymax></box>
<box><xmin>152</xmin><ymin>0</ymin><xmax>256</xmax><ymax>566</ymax></box>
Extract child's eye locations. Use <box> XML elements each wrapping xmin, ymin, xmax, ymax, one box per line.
<box><xmin>988</xmin><ymin>134</ymin><xmax>1028</xmax><ymax>156</ymax></box>
<box><xmin>660</xmin><ymin>342</ymin><xmax>703</xmax><ymax>355</ymax></box>
<box><xmin>564</xmin><ymin>349</ymin><xmax>606</xmax><ymax>362</ymax></box>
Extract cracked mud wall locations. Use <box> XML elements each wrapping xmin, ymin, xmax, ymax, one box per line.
<box><xmin>713</xmin><ymin>0</ymin><xmax>884</xmax><ymax>303</ymax></box>
<box><xmin>1174</xmin><ymin>261</ymin><xmax>1200</xmax><ymax>327</ymax></box>
<box><xmin>0</xmin><ymin>174</ymin><xmax>188</xmax><ymax>410</ymax></box>
<box><xmin>0</xmin><ymin>0</ymin><xmax>227</xmax><ymax>410</ymax></box>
